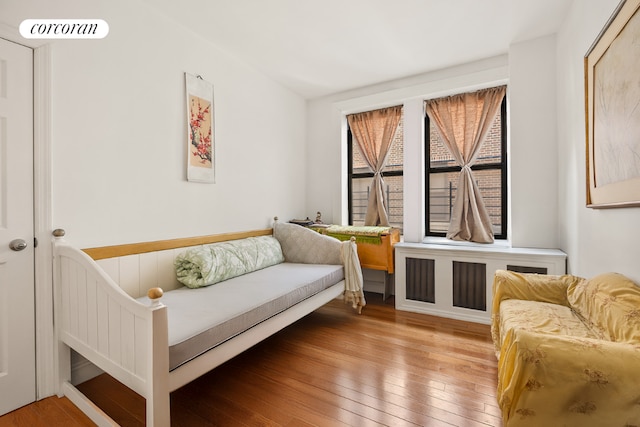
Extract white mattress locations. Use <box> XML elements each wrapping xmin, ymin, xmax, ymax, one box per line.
<box><xmin>138</xmin><ymin>262</ymin><xmax>344</xmax><ymax>370</ymax></box>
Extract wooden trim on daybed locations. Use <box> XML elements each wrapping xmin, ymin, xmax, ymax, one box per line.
<box><xmin>82</xmin><ymin>228</ymin><xmax>273</xmax><ymax>260</ymax></box>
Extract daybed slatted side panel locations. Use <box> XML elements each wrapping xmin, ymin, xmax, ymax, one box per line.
<box><xmin>157</xmin><ymin>249</ymin><xmax>181</xmax><ymax>290</ymax></box>
<box><xmin>96</xmin><ymin>248</ymin><xmax>184</xmax><ymax>298</ymax></box>
<box><xmin>107</xmin><ymin>295</ymin><xmax>122</xmax><ymax>367</ymax></box>
<box><xmin>59</xmin><ymin>257</ymin><xmax>72</xmax><ymax>341</ymax></box>
<box><xmin>87</xmin><ymin>228</ymin><xmax>274</xmax><ymax>299</ymax></box>
<box><xmin>116</xmin><ymin>255</ymin><xmax>140</xmax><ymax>298</ymax></box>
<box><xmin>86</xmin><ymin>270</ymin><xmax>99</xmax><ymax>350</ymax></box>
<box><xmin>96</xmin><ymin>285</ymin><xmax>109</xmax><ymax>356</ymax></box>
<box><xmin>57</xmin><ymin>248</ymin><xmax>157</xmax><ymax>397</ymax></box>
<box><xmin>76</xmin><ymin>266</ymin><xmax>88</xmax><ymax>343</ymax></box>
<box><xmin>139</xmin><ymin>252</ymin><xmax>159</xmax><ymax>295</ymax></box>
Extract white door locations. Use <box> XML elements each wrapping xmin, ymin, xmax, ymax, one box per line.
<box><xmin>0</xmin><ymin>37</ymin><xmax>35</xmax><ymax>416</ymax></box>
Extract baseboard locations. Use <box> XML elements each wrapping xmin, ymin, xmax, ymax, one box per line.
<box><xmin>395</xmin><ymin>299</ymin><xmax>491</xmax><ymax>325</ymax></box>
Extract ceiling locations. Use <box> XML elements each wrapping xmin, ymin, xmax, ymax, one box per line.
<box><xmin>145</xmin><ymin>0</ymin><xmax>573</xmax><ymax>99</ymax></box>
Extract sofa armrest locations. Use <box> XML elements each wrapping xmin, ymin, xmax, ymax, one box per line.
<box><xmin>492</xmin><ymin>270</ymin><xmax>583</xmax><ymax>311</ymax></box>
<box><xmin>498</xmin><ymin>328</ymin><xmax>640</xmax><ymax>425</ymax></box>
<box><xmin>491</xmin><ymin>270</ymin><xmax>585</xmax><ymax>356</ymax></box>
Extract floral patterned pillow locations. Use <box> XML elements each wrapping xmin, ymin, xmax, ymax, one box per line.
<box><xmin>567</xmin><ymin>272</ymin><xmax>640</xmax><ymax>343</ymax></box>
<box><xmin>174</xmin><ymin>236</ymin><xmax>284</xmax><ymax>288</ymax></box>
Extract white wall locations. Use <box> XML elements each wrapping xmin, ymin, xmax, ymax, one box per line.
<box><xmin>307</xmin><ymin>37</ymin><xmax>561</xmax><ymax>249</ymax></box>
<box><xmin>508</xmin><ymin>34</ymin><xmax>559</xmax><ymax>248</ymax></box>
<box><xmin>1</xmin><ymin>0</ymin><xmax>307</xmax><ymax>248</ymax></box>
<box><xmin>557</xmin><ymin>0</ymin><xmax>640</xmax><ymax>282</ymax></box>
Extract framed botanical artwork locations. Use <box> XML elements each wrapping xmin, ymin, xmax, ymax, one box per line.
<box><xmin>585</xmin><ymin>0</ymin><xmax>640</xmax><ymax>208</ymax></box>
<box><xmin>185</xmin><ymin>73</ymin><xmax>215</xmax><ymax>183</ymax></box>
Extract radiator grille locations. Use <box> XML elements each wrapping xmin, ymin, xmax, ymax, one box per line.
<box><xmin>405</xmin><ymin>257</ymin><xmax>435</xmax><ymax>303</ymax></box>
<box><xmin>506</xmin><ymin>265</ymin><xmax>548</xmax><ymax>274</ymax></box>
<box><xmin>452</xmin><ymin>261</ymin><xmax>486</xmax><ymax>311</ymax></box>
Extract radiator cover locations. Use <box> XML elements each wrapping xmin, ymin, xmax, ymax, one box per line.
<box><xmin>395</xmin><ymin>243</ymin><xmax>566</xmax><ymax>324</ymax></box>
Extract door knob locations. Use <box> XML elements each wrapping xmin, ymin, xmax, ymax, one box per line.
<box><xmin>9</xmin><ymin>239</ymin><xmax>27</xmax><ymax>251</ymax></box>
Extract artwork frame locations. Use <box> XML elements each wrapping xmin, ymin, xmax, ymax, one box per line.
<box><xmin>585</xmin><ymin>0</ymin><xmax>640</xmax><ymax>208</ymax></box>
<box><xmin>584</xmin><ymin>0</ymin><xmax>640</xmax><ymax>208</ymax></box>
<box><xmin>185</xmin><ymin>72</ymin><xmax>215</xmax><ymax>183</ymax></box>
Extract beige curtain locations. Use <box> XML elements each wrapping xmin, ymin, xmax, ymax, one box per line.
<box><xmin>347</xmin><ymin>106</ymin><xmax>402</xmax><ymax>226</ymax></box>
<box><xmin>425</xmin><ymin>86</ymin><xmax>506</xmax><ymax>243</ymax></box>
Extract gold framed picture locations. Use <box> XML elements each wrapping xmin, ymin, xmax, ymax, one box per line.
<box><xmin>585</xmin><ymin>0</ymin><xmax>640</xmax><ymax>208</ymax></box>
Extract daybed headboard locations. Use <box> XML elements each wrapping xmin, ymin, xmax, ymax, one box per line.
<box><xmin>82</xmin><ymin>229</ymin><xmax>273</xmax><ymax>298</ymax></box>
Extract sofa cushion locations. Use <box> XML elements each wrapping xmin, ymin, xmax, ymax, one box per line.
<box><xmin>273</xmin><ymin>222</ymin><xmax>341</xmax><ymax>265</ymax></box>
<box><xmin>139</xmin><ymin>262</ymin><xmax>344</xmax><ymax>370</ymax></box>
<box><xmin>567</xmin><ymin>272</ymin><xmax>640</xmax><ymax>343</ymax></box>
<box><xmin>499</xmin><ymin>299</ymin><xmax>598</xmax><ymax>346</ymax></box>
<box><xmin>175</xmin><ymin>236</ymin><xmax>284</xmax><ymax>288</ymax></box>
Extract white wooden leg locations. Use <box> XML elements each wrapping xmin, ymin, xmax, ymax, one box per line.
<box><xmin>56</xmin><ymin>342</ymin><xmax>71</xmax><ymax>397</ymax></box>
<box><xmin>147</xmin><ymin>303</ymin><xmax>170</xmax><ymax>427</ymax></box>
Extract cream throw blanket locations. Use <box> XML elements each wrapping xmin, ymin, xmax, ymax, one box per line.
<box><xmin>274</xmin><ymin>222</ymin><xmax>365</xmax><ymax>313</ymax></box>
<box><xmin>340</xmin><ymin>237</ymin><xmax>365</xmax><ymax>313</ymax></box>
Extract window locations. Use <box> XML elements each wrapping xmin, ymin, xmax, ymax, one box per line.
<box><xmin>425</xmin><ymin>93</ymin><xmax>507</xmax><ymax>239</ymax></box>
<box><xmin>347</xmin><ymin>112</ymin><xmax>404</xmax><ymax>232</ymax></box>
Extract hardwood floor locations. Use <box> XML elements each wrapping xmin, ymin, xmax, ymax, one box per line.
<box><xmin>0</xmin><ymin>293</ymin><xmax>502</xmax><ymax>426</ymax></box>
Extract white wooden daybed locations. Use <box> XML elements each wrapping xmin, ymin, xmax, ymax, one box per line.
<box><xmin>53</xmin><ymin>220</ymin><xmax>364</xmax><ymax>426</ymax></box>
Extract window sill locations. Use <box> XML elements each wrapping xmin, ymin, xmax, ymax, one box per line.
<box><xmin>398</xmin><ymin>237</ymin><xmax>565</xmax><ymax>259</ymax></box>
<box><xmin>421</xmin><ymin>236</ymin><xmax>511</xmax><ymax>249</ymax></box>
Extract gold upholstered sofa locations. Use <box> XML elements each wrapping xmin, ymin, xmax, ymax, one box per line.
<box><xmin>491</xmin><ymin>270</ymin><xmax>640</xmax><ymax>426</ymax></box>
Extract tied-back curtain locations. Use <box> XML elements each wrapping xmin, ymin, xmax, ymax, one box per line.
<box><xmin>425</xmin><ymin>86</ymin><xmax>506</xmax><ymax>243</ymax></box>
<box><xmin>347</xmin><ymin>106</ymin><xmax>402</xmax><ymax>226</ymax></box>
